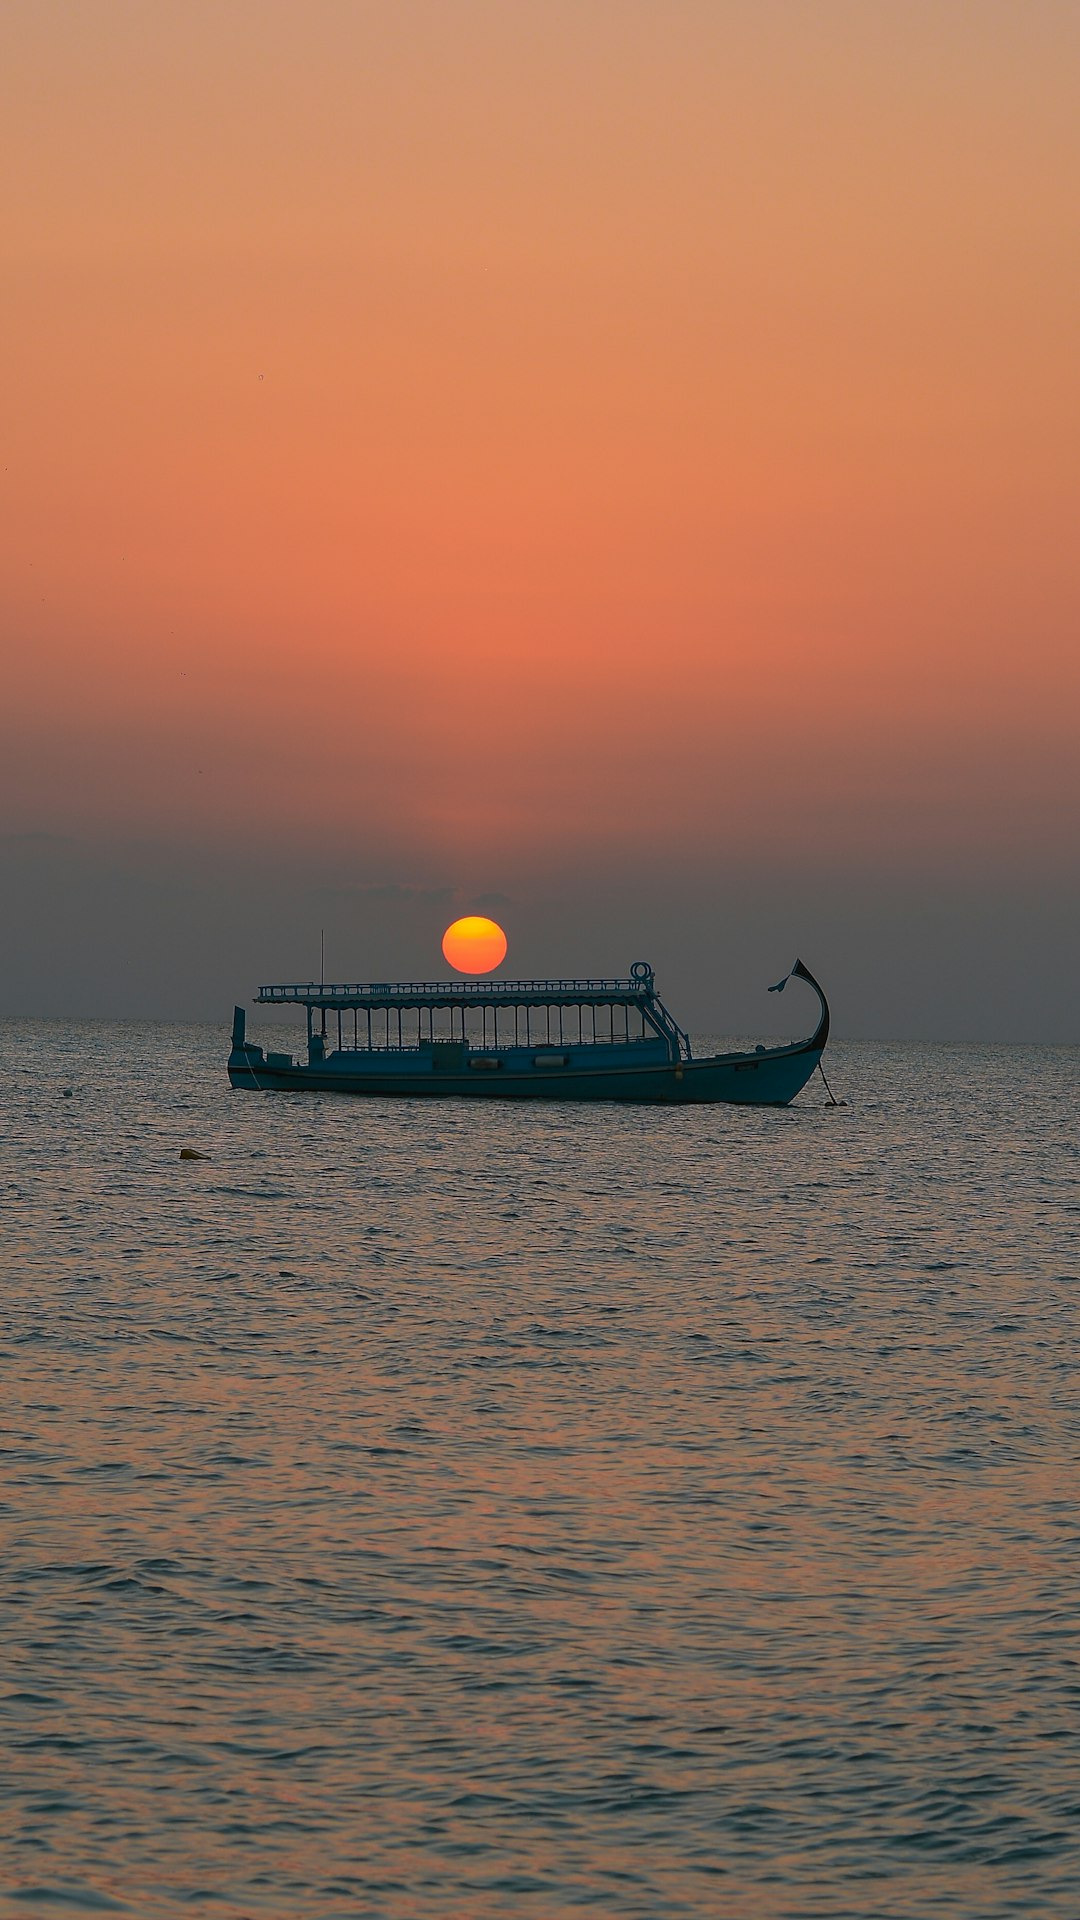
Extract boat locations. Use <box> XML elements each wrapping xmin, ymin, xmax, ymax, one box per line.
<box><xmin>227</xmin><ymin>958</ymin><xmax>830</xmax><ymax>1106</ymax></box>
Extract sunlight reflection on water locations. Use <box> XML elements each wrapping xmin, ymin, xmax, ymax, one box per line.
<box><xmin>2</xmin><ymin>1022</ymin><xmax>1079</xmax><ymax>1917</ymax></box>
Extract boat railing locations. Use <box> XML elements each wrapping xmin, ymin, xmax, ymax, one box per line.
<box><xmin>325</xmin><ymin>1033</ymin><xmax>667</xmax><ymax>1055</ymax></box>
<box><xmin>258</xmin><ymin>976</ymin><xmax>648</xmax><ymax>1002</ymax></box>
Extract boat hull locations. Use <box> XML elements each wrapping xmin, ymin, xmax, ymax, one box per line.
<box><xmin>228</xmin><ymin>1042</ymin><xmax>823</xmax><ymax>1106</ymax></box>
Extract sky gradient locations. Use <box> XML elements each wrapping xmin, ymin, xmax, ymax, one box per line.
<box><xmin>2</xmin><ymin>2</ymin><xmax>1078</xmax><ymax>1035</ymax></box>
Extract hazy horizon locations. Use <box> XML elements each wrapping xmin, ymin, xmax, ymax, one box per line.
<box><xmin>1</xmin><ymin>825</ymin><xmax>1076</xmax><ymax>1042</ymax></box>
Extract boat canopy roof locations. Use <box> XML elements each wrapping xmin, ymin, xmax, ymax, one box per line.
<box><xmin>257</xmin><ymin>967</ymin><xmax>661</xmax><ymax>1013</ymax></box>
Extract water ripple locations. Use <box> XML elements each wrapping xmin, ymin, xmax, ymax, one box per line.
<box><xmin>1</xmin><ymin>1023</ymin><xmax>1079</xmax><ymax>1916</ymax></box>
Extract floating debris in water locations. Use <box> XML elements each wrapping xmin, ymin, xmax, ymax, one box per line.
<box><xmin>179</xmin><ymin>1148</ymin><xmax>210</xmax><ymax>1161</ymax></box>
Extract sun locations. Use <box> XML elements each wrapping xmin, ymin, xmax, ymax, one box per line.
<box><xmin>441</xmin><ymin>915</ymin><xmax>508</xmax><ymax>975</ymax></box>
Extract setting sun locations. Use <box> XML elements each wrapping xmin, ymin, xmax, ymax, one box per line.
<box><xmin>441</xmin><ymin>916</ymin><xmax>508</xmax><ymax>975</ymax></box>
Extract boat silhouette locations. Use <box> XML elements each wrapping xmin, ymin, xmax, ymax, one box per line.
<box><xmin>227</xmin><ymin>958</ymin><xmax>830</xmax><ymax>1106</ymax></box>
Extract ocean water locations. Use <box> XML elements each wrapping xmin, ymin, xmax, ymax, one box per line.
<box><xmin>2</xmin><ymin>1020</ymin><xmax>1079</xmax><ymax>1920</ymax></box>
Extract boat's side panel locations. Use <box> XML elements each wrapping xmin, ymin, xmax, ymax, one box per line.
<box><xmin>228</xmin><ymin>1045</ymin><xmax>822</xmax><ymax>1106</ymax></box>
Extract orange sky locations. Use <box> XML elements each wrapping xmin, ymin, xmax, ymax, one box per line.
<box><xmin>1</xmin><ymin>2</ymin><xmax>1078</xmax><ymax>1024</ymax></box>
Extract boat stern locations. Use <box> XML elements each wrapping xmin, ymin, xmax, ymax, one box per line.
<box><xmin>228</xmin><ymin>1005</ymin><xmax>267</xmax><ymax>1088</ymax></box>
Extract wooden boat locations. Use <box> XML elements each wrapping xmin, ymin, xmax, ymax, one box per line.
<box><xmin>227</xmin><ymin>958</ymin><xmax>830</xmax><ymax>1106</ymax></box>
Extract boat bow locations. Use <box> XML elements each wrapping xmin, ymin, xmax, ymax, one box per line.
<box><xmin>769</xmin><ymin>957</ymin><xmax>830</xmax><ymax>1052</ymax></box>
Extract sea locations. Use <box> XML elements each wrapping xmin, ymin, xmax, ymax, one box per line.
<box><xmin>2</xmin><ymin>1021</ymin><xmax>1078</xmax><ymax>1919</ymax></box>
